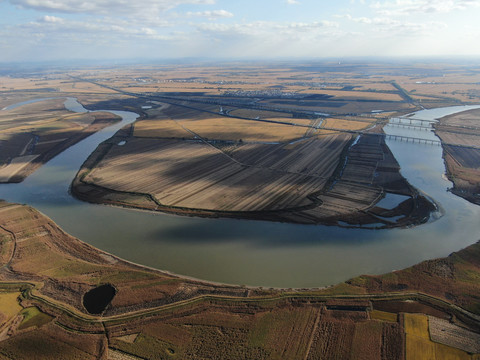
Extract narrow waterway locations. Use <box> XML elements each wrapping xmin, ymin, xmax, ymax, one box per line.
<box><xmin>1</xmin><ymin>99</ymin><xmax>480</xmax><ymax>288</ymax></box>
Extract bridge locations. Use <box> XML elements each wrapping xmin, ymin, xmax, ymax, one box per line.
<box><xmin>387</xmin><ymin>122</ymin><xmax>432</xmax><ymax>131</ymax></box>
<box><xmin>384</xmin><ymin>134</ymin><xmax>440</xmax><ymax>145</ymax></box>
<box><xmin>390</xmin><ymin>117</ymin><xmax>437</xmax><ymax>125</ymax></box>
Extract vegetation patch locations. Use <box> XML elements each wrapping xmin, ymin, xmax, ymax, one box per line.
<box><xmin>18</xmin><ymin>306</ymin><xmax>53</xmax><ymax>330</ymax></box>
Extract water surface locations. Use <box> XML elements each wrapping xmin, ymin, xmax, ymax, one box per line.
<box><xmin>1</xmin><ymin>100</ymin><xmax>480</xmax><ymax>287</ymax></box>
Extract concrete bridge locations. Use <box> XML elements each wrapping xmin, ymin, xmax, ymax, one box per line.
<box><xmin>390</xmin><ymin>117</ymin><xmax>437</xmax><ymax>125</ymax></box>
<box><xmin>384</xmin><ymin>134</ymin><xmax>441</xmax><ymax>145</ymax></box>
<box><xmin>387</xmin><ymin>122</ymin><xmax>432</xmax><ymax>131</ymax></box>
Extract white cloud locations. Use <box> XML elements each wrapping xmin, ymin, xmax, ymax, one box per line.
<box><xmin>347</xmin><ymin>14</ymin><xmax>447</xmax><ymax>35</ymax></box>
<box><xmin>9</xmin><ymin>0</ymin><xmax>216</xmax><ymax>15</ymax></box>
<box><xmin>197</xmin><ymin>20</ymin><xmax>339</xmax><ymax>37</ymax></box>
<box><xmin>371</xmin><ymin>0</ymin><xmax>480</xmax><ymax>16</ymax></box>
<box><xmin>286</xmin><ymin>0</ymin><xmax>300</xmax><ymax>4</ymax></box>
<box><xmin>41</xmin><ymin>15</ymin><xmax>64</xmax><ymax>23</ymax></box>
<box><xmin>187</xmin><ymin>10</ymin><xmax>234</xmax><ymax>19</ymax></box>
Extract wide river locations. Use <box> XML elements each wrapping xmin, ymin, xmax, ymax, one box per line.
<box><xmin>1</xmin><ymin>99</ymin><xmax>480</xmax><ymax>288</ymax></box>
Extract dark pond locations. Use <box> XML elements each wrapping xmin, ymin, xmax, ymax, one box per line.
<box><xmin>83</xmin><ymin>284</ymin><xmax>116</xmax><ymax>314</ymax></box>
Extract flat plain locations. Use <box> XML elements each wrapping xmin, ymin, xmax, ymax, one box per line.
<box><xmin>1</xmin><ymin>61</ymin><xmax>480</xmax><ymax>358</ymax></box>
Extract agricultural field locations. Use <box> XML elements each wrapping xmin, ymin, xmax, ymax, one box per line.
<box><xmin>404</xmin><ymin>314</ymin><xmax>479</xmax><ymax>360</ymax></box>
<box><xmin>73</xmin><ymin>98</ymin><xmax>430</xmax><ymax>227</ymax></box>
<box><xmin>0</xmin><ymin>97</ymin><xmax>120</xmax><ymax>182</ymax></box>
<box><xmin>434</xmin><ymin>109</ymin><xmax>480</xmax><ymax>205</ymax></box>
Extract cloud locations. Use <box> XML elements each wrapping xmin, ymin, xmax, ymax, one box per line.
<box><xmin>18</xmin><ymin>17</ymin><xmax>173</xmax><ymax>41</ymax></box>
<box><xmin>371</xmin><ymin>0</ymin><xmax>480</xmax><ymax>16</ymax></box>
<box><xmin>196</xmin><ymin>20</ymin><xmax>339</xmax><ymax>37</ymax></box>
<box><xmin>40</xmin><ymin>15</ymin><xmax>64</xmax><ymax>23</ymax></box>
<box><xmin>286</xmin><ymin>0</ymin><xmax>300</xmax><ymax>4</ymax></box>
<box><xmin>187</xmin><ymin>10</ymin><xmax>234</xmax><ymax>19</ymax></box>
<box><xmin>347</xmin><ymin>14</ymin><xmax>447</xmax><ymax>35</ymax></box>
<box><xmin>8</xmin><ymin>0</ymin><xmax>216</xmax><ymax>15</ymax></box>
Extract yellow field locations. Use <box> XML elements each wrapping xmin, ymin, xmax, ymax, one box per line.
<box><xmin>178</xmin><ymin>116</ymin><xmax>308</xmax><ymax>142</ymax></box>
<box><xmin>133</xmin><ymin>118</ymin><xmax>194</xmax><ymax>138</ymax></box>
<box><xmin>0</xmin><ymin>76</ymin><xmax>115</xmax><ymax>95</ymax></box>
<box><xmin>369</xmin><ymin>310</ymin><xmax>397</xmax><ymax>322</ymax></box>
<box><xmin>228</xmin><ymin>108</ymin><xmax>293</xmax><ymax>119</ymax></box>
<box><xmin>403</xmin><ymin>83</ymin><xmax>480</xmax><ymax>103</ymax></box>
<box><xmin>404</xmin><ymin>314</ymin><xmax>478</xmax><ymax>360</ymax></box>
<box><xmin>324</xmin><ymin>118</ymin><xmax>373</xmax><ymax>131</ymax></box>
<box><xmin>0</xmin><ymin>292</ymin><xmax>22</xmax><ymax>320</ymax></box>
<box><xmin>297</xmin><ymin>89</ymin><xmax>404</xmax><ymax>101</ymax></box>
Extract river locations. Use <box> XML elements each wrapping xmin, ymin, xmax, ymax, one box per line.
<box><xmin>1</xmin><ymin>99</ymin><xmax>480</xmax><ymax>288</ymax></box>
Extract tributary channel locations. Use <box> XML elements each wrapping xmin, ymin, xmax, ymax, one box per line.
<box><xmin>1</xmin><ymin>99</ymin><xmax>480</xmax><ymax>288</ymax></box>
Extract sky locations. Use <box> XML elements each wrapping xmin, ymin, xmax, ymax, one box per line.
<box><xmin>1</xmin><ymin>0</ymin><xmax>480</xmax><ymax>62</ymax></box>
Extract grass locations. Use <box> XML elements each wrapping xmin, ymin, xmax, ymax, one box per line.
<box><xmin>112</xmin><ymin>333</ymin><xmax>180</xmax><ymax>360</ymax></box>
<box><xmin>0</xmin><ymin>330</ymin><xmax>97</xmax><ymax>360</ymax></box>
<box><xmin>404</xmin><ymin>313</ymin><xmax>430</xmax><ymax>339</ymax></box>
<box><xmin>18</xmin><ymin>306</ymin><xmax>53</xmax><ymax>330</ymax></box>
<box><xmin>0</xmin><ymin>292</ymin><xmax>22</xmax><ymax>319</ymax></box>
<box><xmin>248</xmin><ymin>308</ymin><xmax>318</xmax><ymax>359</ymax></box>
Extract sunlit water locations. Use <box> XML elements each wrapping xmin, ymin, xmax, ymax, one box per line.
<box><xmin>1</xmin><ymin>99</ymin><xmax>480</xmax><ymax>288</ymax></box>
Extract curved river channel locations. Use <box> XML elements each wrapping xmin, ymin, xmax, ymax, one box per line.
<box><xmin>1</xmin><ymin>99</ymin><xmax>480</xmax><ymax>288</ymax></box>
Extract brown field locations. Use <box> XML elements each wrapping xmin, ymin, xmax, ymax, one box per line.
<box><xmin>0</xmin><ymin>98</ymin><xmax>120</xmax><ymax>182</ymax></box>
<box><xmin>228</xmin><ymin>108</ymin><xmax>293</xmax><ymax>119</ymax></box>
<box><xmin>324</xmin><ymin>117</ymin><xmax>375</xmax><ymax>131</ymax></box>
<box><xmin>296</xmin><ymin>88</ymin><xmax>404</xmax><ymax>101</ymax></box>
<box><xmin>178</xmin><ymin>115</ymin><xmax>308</xmax><ymax>142</ymax></box>
<box><xmin>83</xmin><ymin>138</ymin><xmax>329</xmax><ymax>212</ymax></box>
<box><xmin>434</xmin><ymin>109</ymin><xmax>480</xmax><ymax>204</ymax></box>
<box><xmin>437</xmin><ymin>132</ymin><xmax>480</xmax><ymax>147</ymax></box>
<box><xmin>404</xmin><ymin>83</ymin><xmax>480</xmax><ymax>103</ymax></box>
<box><xmin>74</xmin><ymin>96</ymin><xmax>405</xmax><ymax>222</ymax></box>
<box><xmin>0</xmin><ymin>75</ymin><xmax>117</xmax><ymax>95</ymax></box>
<box><xmin>74</xmin><ymin>104</ymin><xmax>430</xmax><ymax>227</ymax></box>
<box><xmin>161</xmin><ymin>104</ymin><xmax>309</xmax><ymax>142</ymax></box>
<box><xmin>257</xmin><ymin>98</ymin><xmax>416</xmax><ymax>114</ymax></box>
<box><xmin>429</xmin><ymin>316</ymin><xmax>480</xmax><ymax>354</ymax></box>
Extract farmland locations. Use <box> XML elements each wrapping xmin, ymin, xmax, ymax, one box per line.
<box><xmin>434</xmin><ymin>109</ymin><xmax>480</xmax><ymax>205</ymax></box>
<box><xmin>1</xmin><ymin>61</ymin><xmax>480</xmax><ymax>358</ymax></box>
<box><xmin>0</xmin><ymin>201</ymin><xmax>480</xmax><ymax>359</ymax></box>
<box><xmin>72</xmin><ymin>95</ymin><xmax>431</xmax><ymax>227</ymax></box>
<box><xmin>62</xmin><ymin>61</ymin><xmax>480</xmax><ymax>226</ymax></box>
<box><xmin>0</xmin><ymin>97</ymin><xmax>120</xmax><ymax>182</ymax></box>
